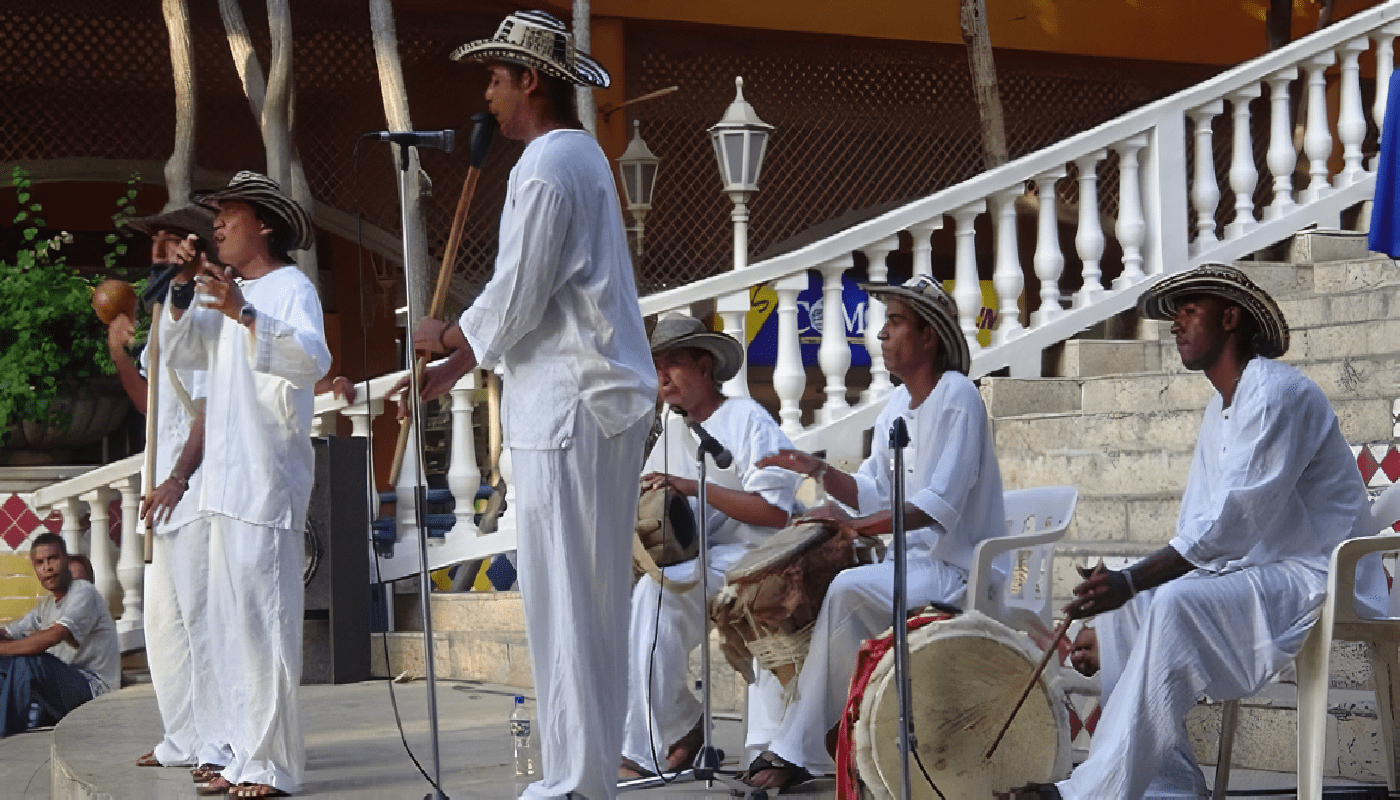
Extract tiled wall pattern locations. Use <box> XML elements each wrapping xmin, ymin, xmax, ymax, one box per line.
<box><xmin>0</xmin><ymin>491</ymin><xmax>122</xmax><ymax>625</ymax></box>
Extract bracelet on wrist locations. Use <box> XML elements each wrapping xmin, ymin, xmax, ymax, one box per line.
<box><xmin>169</xmin><ymin>472</ymin><xmax>189</xmax><ymax>492</ymax></box>
<box><xmin>1121</xmin><ymin>568</ymin><xmax>1138</xmax><ymax>597</ymax></box>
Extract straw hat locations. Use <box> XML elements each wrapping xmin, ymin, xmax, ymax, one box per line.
<box><xmin>861</xmin><ymin>275</ymin><xmax>971</xmax><ymax>375</ymax></box>
<box><xmin>449</xmin><ymin>10</ymin><xmax>610</xmax><ymax>89</ymax></box>
<box><xmin>191</xmin><ymin>171</ymin><xmax>316</xmax><ymax>252</ymax></box>
<box><xmin>649</xmin><ymin>314</ymin><xmax>744</xmax><ymax>382</ymax></box>
<box><xmin>1138</xmin><ymin>262</ymin><xmax>1289</xmax><ymax>358</ymax></box>
<box><xmin>128</xmin><ymin>205</ymin><xmax>214</xmax><ymax>243</ymax></box>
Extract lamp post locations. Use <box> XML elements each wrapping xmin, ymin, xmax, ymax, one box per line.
<box><xmin>616</xmin><ymin>120</ymin><xmax>660</xmax><ymax>258</ymax></box>
<box><xmin>709</xmin><ymin>76</ymin><xmax>772</xmax><ymax>397</ymax></box>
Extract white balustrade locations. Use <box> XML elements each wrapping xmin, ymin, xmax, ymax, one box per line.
<box><xmin>57</xmin><ymin>497</ymin><xmax>84</xmax><ymax>557</ymax></box>
<box><xmin>951</xmin><ymin>203</ymin><xmax>984</xmax><ymax>346</ymax></box>
<box><xmin>991</xmin><ymin>187</ymin><xmax>1025</xmax><ymax>344</ymax></box>
<box><xmin>1301</xmin><ymin>50</ymin><xmax>1337</xmax><ymax>204</ymax></box>
<box><xmin>1336</xmin><ymin>37</ymin><xmax>1371</xmax><ymax>187</ymax></box>
<box><xmin>79</xmin><ymin>487</ymin><xmax>119</xmax><ymax>611</ymax></box>
<box><xmin>771</xmin><ymin>273</ymin><xmax>807</xmax><ymax>436</ymax></box>
<box><xmin>909</xmin><ymin>221</ymin><xmax>939</xmax><ymax>279</ymax></box>
<box><xmin>1031</xmin><ymin>170</ymin><xmax>1066</xmax><ymax>327</ymax></box>
<box><xmin>861</xmin><ymin>238</ymin><xmax>896</xmax><ymax>404</ymax></box>
<box><xmin>1265</xmin><ymin>69</ymin><xmax>1298</xmax><ymax>220</ymax></box>
<box><xmin>1113</xmin><ymin>135</ymin><xmax>1149</xmax><ymax>287</ymax></box>
<box><xmin>817</xmin><ymin>257</ymin><xmax>853</xmax><ymax>424</ymax></box>
<box><xmin>1226</xmin><ymin>85</ymin><xmax>1262</xmax><ymax>240</ymax></box>
<box><xmin>717</xmin><ymin>290</ymin><xmax>752</xmax><ymax>398</ymax></box>
<box><xmin>447</xmin><ymin>371</ymin><xmax>481</xmax><ymax>532</ymax></box>
<box><xmin>1371</xmin><ymin>23</ymin><xmax>1400</xmax><ymax>170</ymax></box>
<box><xmin>1073</xmin><ymin>151</ymin><xmax>1107</xmax><ymax>307</ymax></box>
<box><xmin>114</xmin><ymin>476</ymin><xmax>143</xmax><ymax>636</ymax></box>
<box><xmin>1188</xmin><ymin>102</ymin><xmax>1223</xmax><ymax>253</ymax></box>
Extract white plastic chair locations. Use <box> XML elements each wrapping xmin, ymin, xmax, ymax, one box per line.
<box><xmin>966</xmin><ymin>486</ymin><xmax>1078</xmax><ymax>632</ymax></box>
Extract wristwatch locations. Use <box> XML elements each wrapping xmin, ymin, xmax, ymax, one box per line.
<box><xmin>238</xmin><ymin>302</ymin><xmax>257</xmax><ymax>326</ymax></box>
<box><xmin>170</xmin><ymin>471</ymin><xmax>189</xmax><ymax>492</ymax></box>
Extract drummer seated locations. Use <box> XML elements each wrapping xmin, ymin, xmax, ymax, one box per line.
<box><xmin>743</xmin><ymin>276</ymin><xmax>1006</xmax><ymax>790</ymax></box>
<box><xmin>619</xmin><ymin>315</ymin><xmax>801</xmax><ymax>779</ymax></box>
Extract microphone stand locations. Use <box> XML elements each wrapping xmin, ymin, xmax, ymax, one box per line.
<box><xmin>890</xmin><ymin>416</ymin><xmax>914</xmax><ymax>800</ymax></box>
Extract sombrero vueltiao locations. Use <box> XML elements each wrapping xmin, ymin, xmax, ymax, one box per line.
<box><xmin>1138</xmin><ymin>262</ymin><xmax>1289</xmax><ymax>358</ymax></box>
<box><xmin>449</xmin><ymin>10</ymin><xmax>611</xmax><ymax>89</ymax></box>
<box><xmin>191</xmin><ymin>171</ymin><xmax>316</xmax><ymax>252</ymax></box>
<box><xmin>128</xmin><ymin>205</ymin><xmax>215</xmax><ymax>244</ymax></box>
<box><xmin>860</xmin><ymin>275</ymin><xmax>971</xmax><ymax>375</ymax></box>
<box><xmin>649</xmin><ymin>313</ymin><xmax>744</xmax><ymax>383</ymax></box>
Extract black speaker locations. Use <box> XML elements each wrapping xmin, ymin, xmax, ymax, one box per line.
<box><xmin>302</xmin><ymin>437</ymin><xmax>371</xmax><ymax>684</ymax></box>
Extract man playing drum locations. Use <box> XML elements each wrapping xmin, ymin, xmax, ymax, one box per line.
<box><xmin>1010</xmin><ymin>263</ymin><xmax>1384</xmax><ymax>800</ymax></box>
<box><xmin>745</xmin><ymin>275</ymin><xmax>1005</xmax><ymax>790</ymax></box>
<box><xmin>620</xmin><ymin>314</ymin><xmax>800</xmax><ymax>779</ymax></box>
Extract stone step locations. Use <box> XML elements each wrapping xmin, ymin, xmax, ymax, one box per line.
<box><xmin>1287</xmin><ymin>227</ymin><xmax>1374</xmax><ymax>264</ymax></box>
<box><xmin>1044</xmin><ymin>339</ymin><xmax>1162</xmax><ymax>379</ymax></box>
<box><xmin>1274</xmin><ymin>282</ymin><xmax>1400</xmax><ymax>328</ymax></box>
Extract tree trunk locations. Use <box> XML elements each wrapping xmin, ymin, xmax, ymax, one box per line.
<box><xmin>160</xmin><ymin>0</ymin><xmax>195</xmax><ymax>212</ymax></box>
<box><xmin>961</xmin><ymin>0</ymin><xmax>1008</xmax><ymax>170</ymax></box>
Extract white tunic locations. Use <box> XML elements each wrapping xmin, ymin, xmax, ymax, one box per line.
<box><xmin>139</xmin><ymin>298</ymin><xmax>207</xmax><ymax>534</ymax></box>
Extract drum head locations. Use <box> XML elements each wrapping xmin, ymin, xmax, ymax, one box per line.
<box><xmin>856</xmin><ymin>612</ymin><xmax>1070</xmax><ymax>800</ymax></box>
<box><xmin>726</xmin><ymin>521</ymin><xmax>835</xmax><ymax>580</ymax></box>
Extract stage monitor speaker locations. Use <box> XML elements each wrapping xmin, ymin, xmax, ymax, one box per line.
<box><xmin>302</xmin><ymin>436</ymin><xmax>371</xmax><ymax>684</ymax></box>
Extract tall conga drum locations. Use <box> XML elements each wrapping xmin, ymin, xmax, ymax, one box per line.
<box><xmin>838</xmin><ymin>610</ymin><xmax>1072</xmax><ymax>800</ymax></box>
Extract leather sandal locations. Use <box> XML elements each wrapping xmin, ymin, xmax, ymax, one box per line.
<box><xmin>230</xmin><ymin>783</ymin><xmax>290</xmax><ymax>798</ymax></box>
<box><xmin>196</xmin><ymin>776</ymin><xmax>232</xmax><ymax>796</ymax></box>
<box><xmin>191</xmin><ymin>764</ymin><xmax>226</xmax><ymax>783</ymax></box>
<box><xmin>996</xmin><ymin>782</ymin><xmax>1063</xmax><ymax>800</ymax></box>
<box><xmin>135</xmin><ymin>750</ymin><xmax>161</xmax><ymax>767</ymax></box>
<box><xmin>740</xmin><ymin>751</ymin><xmax>813</xmax><ymax>790</ymax></box>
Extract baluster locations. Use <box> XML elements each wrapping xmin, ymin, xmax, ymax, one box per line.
<box><xmin>861</xmin><ymin>239</ymin><xmax>896</xmax><ymax>403</ymax></box>
<box><xmin>1226</xmin><ymin>85</ymin><xmax>1262</xmax><ymax>239</ymax></box>
<box><xmin>909</xmin><ymin>220</ymin><xmax>940</xmax><ymax>279</ymax></box>
<box><xmin>115</xmin><ymin>476</ymin><xmax>144</xmax><ymax>633</ymax></box>
<box><xmin>1301</xmin><ymin>51</ymin><xmax>1336</xmax><ymax>204</ymax></box>
<box><xmin>344</xmin><ymin>396</ymin><xmax>383</xmax><ymax>439</ymax></box>
<box><xmin>1114</xmin><ymin>135</ymin><xmax>1149</xmax><ymax>288</ymax></box>
<box><xmin>1265</xmin><ymin>69</ymin><xmax>1299</xmax><ymax>220</ymax></box>
<box><xmin>1032</xmin><ymin>169</ymin><xmax>1066</xmax><ymax>327</ymax></box>
<box><xmin>1370</xmin><ymin>24</ymin><xmax>1400</xmax><ymax>171</ymax></box>
<box><xmin>310</xmin><ymin>409</ymin><xmax>335</xmax><ymax>438</ymax></box>
<box><xmin>951</xmin><ymin>203</ymin><xmax>985</xmax><ymax>348</ymax></box>
<box><xmin>79</xmin><ymin>488</ymin><xmax>119</xmax><ymax>613</ymax></box>
<box><xmin>395</xmin><ymin>422</ymin><xmax>420</xmax><ymax>544</ymax></box>
<box><xmin>817</xmin><ymin>257</ymin><xmax>852</xmax><ymax>424</ymax></box>
<box><xmin>1073</xmin><ymin>150</ymin><xmax>1107</xmax><ymax>307</ymax></box>
<box><xmin>991</xmin><ymin>187</ymin><xmax>1024</xmax><ymax>344</ymax></box>
<box><xmin>716</xmin><ymin>291</ymin><xmax>751</xmax><ymax>398</ymax></box>
<box><xmin>56</xmin><ymin>496</ymin><xmax>84</xmax><ymax>557</ymax></box>
<box><xmin>772</xmin><ymin>274</ymin><xmax>807</xmax><ymax>436</ymax></box>
<box><xmin>1188</xmin><ymin>103</ymin><xmax>1223</xmax><ymax>254</ymax></box>
<box><xmin>1336</xmin><ymin>38</ymin><xmax>1370</xmax><ymax>187</ymax></box>
<box><xmin>448</xmin><ymin>371</ymin><xmax>481</xmax><ymax>533</ymax></box>
<box><xmin>496</xmin><ymin>445</ymin><xmax>517</xmax><ymax>536</ymax></box>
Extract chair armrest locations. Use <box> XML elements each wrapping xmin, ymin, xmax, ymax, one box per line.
<box><xmin>1330</xmin><ymin>533</ymin><xmax>1400</xmax><ymax>624</ymax></box>
<box><xmin>967</xmin><ymin>523</ymin><xmax>1068</xmax><ymax>617</ymax></box>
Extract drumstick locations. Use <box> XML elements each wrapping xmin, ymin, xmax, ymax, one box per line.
<box><xmin>983</xmin><ymin>615</ymin><xmax>1072</xmax><ymax>761</ymax></box>
<box><xmin>388</xmin><ymin>113</ymin><xmax>496</xmax><ymax>486</ymax></box>
<box><xmin>141</xmin><ymin>302</ymin><xmax>162</xmax><ymax>564</ymax></box>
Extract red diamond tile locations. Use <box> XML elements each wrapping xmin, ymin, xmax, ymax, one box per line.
<box><xmin>1358</xmin><ymin>448</ymin><xmax>1380</xmax><ymax>484</ymax></box>
<box><xmin>1381</xmin><ymin>448</ymin><xmax>1400</xmax><ymax>483</ymax></box>
<box><xmin>1</xmin><ymin>494</ymin><xmax>47</xmax><ymax>551</ymax></box>
<box><xmin>40</xmin><ymin>510</ymin><xmax>60</xmax><ymax>534</ymax></box>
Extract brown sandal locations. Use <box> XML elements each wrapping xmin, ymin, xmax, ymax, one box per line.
<box><xmin>229</xmin><ymin>783</ymin><xmax>291</xmax><ymax>798</ymax></box>
<box><xmin>135</xmin><ymin>750</ymin><xmax>161</xmax><ymax>767</ymax></box>
<box><xmin>196</xmin><ymin>776</ymin><xmax>232</xmax><ymax>796</ymax></box>
<box><xmin>191</xmin><ymin>764</ymin><xmax>226</xmax><ymax>783</ymax></box>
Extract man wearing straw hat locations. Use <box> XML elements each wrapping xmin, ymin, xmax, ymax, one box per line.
<box><xmin>405</xmin><ymin>10</ymin><xmax>655</xmax><ymax>799</ymax></box>
<box><xmin>748</xmin><ymin>275</ymin><xmax>1006</xmax><ymax>790</ymax></box>
<box><xmin>620</xmin><ymin>314</ymin><xmax>799</xmax><ymax>780</ymax></box>
<box><xmin>166</xmin><ymin>171</ymin><xmax>329</xmax><ymax>799</ymax></box>
<box><xmin>104</xmin><ymin>205</ymin><xmax>235</xmax><ymax>775</ymax></box>
<box><xmin>1008</xmin><ymin>263</ymin><xmax>1381</xmax><ymax>800</ymax></box>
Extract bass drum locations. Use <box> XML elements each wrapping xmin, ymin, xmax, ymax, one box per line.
<box><xmin>851</xmin><ymin>611</ymin><xmax>1072</xmax><ymax>800</ymax></box>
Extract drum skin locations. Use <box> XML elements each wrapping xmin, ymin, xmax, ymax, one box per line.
<box><xmin>853</xmin><ymin>611</ymin><xmax>1071</xmax><ymax>800</ymax></box>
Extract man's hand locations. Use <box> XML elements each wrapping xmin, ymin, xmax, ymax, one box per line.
<box><xmin>141</xmin><ymin>477</ymin><xmax>186</xmax><ymax>526</ymax></box>
<box><xmin>756</xmin><ymin>449</ymin><xmax>824</xmax><ymax>478</ymax></box>
<box><xmin>641</xmin><ymin>471</ymin><xmax>698</xmax><ymax>497</ymax></box>
<box><xmin>315</xmin><ymin>376</ymin><xmax>357</xmax><ymax>403</ymax></box>
<box><xmin>193</xmin><ymin>259</ymin><xmax>246</xmax><ymax>321</ymax></box>
<box><xmin>390</xmin><ymin>350</ymin><xmax>478</xmax><ymax>420</ymax></box>
<box><xmin>412</xmin><ymin>319</ymin><xmax>452</xmax><ymax>358</ymax></box>
<box><xmin>107</xmin><ymin>314</ymin><xmax>136</xmax><ymax>354</ymax></box>
<box><xmin>794</xmin><ymin>501</ymin><xmax>853</xmax><ymax>527</ymax></box>
<box><xmin>1064</xmin><ymin>564</ymin><xmax>1134</xmax><ymax>620</ymax></box>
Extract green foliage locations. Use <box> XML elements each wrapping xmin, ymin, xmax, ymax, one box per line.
<box><xmin>0</xmin><ymin>166</ymin><xmax>141</xmax><ymax>437</ymax></box>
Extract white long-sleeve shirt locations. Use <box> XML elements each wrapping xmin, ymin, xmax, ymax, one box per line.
<box><xmin>140</xmin><ymin>296</ymin><xmax>207</xmax><ymax>535</ymax></box>
<box><xmin>162</xmin><ymin>266</ymin><xmax>331</xmax><ymax>530</ymax></box>
<box><xmin>851</xmin><ymin>374</ymin><xmax>1005</xmax><ymax>571</ymax></box>
<box><xmin>459</xmin><ymin>129</ymin><xmax>656</xmax><ymax>450</ymax></box>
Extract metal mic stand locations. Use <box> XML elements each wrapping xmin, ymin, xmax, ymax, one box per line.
<box><xmin>890</xmin><ymin>416</ymin><xmax>914</xmax><ymax>800</ymax></box>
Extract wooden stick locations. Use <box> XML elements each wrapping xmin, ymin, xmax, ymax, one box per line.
<box><xmin>141</xmin><ymin>303</ymin><xmax>162</xmax><ymax>564</ymax></box>
<box><xmin>984</xmin><ymin>615</ymin><xmax>1072</xmax><ymax>761</ymax></box>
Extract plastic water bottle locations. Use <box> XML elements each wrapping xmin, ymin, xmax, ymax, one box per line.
<box><xmin>28</xmin><ymin>702</ymin><xmax>40</xmax><ymax>730</ymax></box>
<box><xmin>510</xmin><ymin>695</ymin><xmax>535</xmax><ymax>784</ymax></box>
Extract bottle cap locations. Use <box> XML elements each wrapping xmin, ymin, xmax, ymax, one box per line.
<box><xmin>514</xmin><ymin>695</ymin><xmax>524</xmax><ymax>704</ymax></box>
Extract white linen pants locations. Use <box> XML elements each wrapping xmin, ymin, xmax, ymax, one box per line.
<box><xmin>146</xmin><ymin>517</ymin><xmax>230</xmax><ymax>767</ymax></box>
<box><xmin>1058</xmin><ymin>562</ymin><xmax>1326</xmax><ymax>800</ymax></box>
<box><xmin>208</xmin><ymin>515</ymin><xmax>305</xmax><ymax>792</ymax></box>
<box><xmin>766</xmin><ymin>553</ymin><xmax>968</xmax><ymax>773</ymax></box>
<box><xmin>513</xmin><ymin>410</ymin><xmax>650</xmax><ymax>800</ymax></box>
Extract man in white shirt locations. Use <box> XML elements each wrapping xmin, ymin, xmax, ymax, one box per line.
<box><xmin>405</xmin><ymin>11</ymin><xmax>655</xmax><ymax>800</ymax></box>
<box><xmin>0</xmin><ymin>532</ymin><xmax>119</xmax><ymax>737</ymax></box>
<box><xmin>745</xmin><ymin>275</ymin><xmax>1006</xmax><ymax>789</ymax></box>
<box><xmin>1011</xmin><ymin>263</ymin><xmax>1377</xmax><ymax>800</ymax></box>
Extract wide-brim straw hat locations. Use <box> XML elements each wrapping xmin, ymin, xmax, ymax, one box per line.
<box><xmin>191</xmin><ymin>171</ymin><xmax>316</xmax><ymax>252</ymax></box>
<box><xmin>1138</xmin><ymin>262</ymin><xmax>1289</xmax><ymax>358</ymax></box>
<box><xmin>649</xmin><ymin>314</ymin><xmax>744</xmax><ymax>383</ymax></box>
<box><xmin>449</xmin><ymin>10</ymin><xmax>611</xmax><ymax>89</ymax></box>
<box><xmin>861</xmin><ymin>275</ymin><xmax>971</xmax><ymax>375</ymax></box>
<box><xmin>128</xmin><ymin>205</ymin><xmax>215</xmax><ymax>244</ymax></box>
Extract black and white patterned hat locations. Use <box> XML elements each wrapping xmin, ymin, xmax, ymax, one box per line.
<box><xmin>861</xmin><ymin>275</ymin><xmax>971</xmax><ymax>375</ymax></box>
<box><xmin>1138</xmin><ymin>262</ymin><xmax>1289</xmax><ymax>358</ymax></box>
<box><xmin>191</xmin><ymin>171</ymin><xmax>315</xmax><ymax>252</ymax></box>
<box><xmin>449</xmin><ymin>10</ymin><xmax>610</xmax><ymax>89</ymax></box>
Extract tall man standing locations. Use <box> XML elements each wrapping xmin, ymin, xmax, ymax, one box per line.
<box><xmin>405</xmin><ymin>10</ymin><xmax>656</xmax><ymax>799</ymax></box>
<box><xmin>166</xmin><ymin>172</ymin><xmax>329</xmax><ymax>799</ymax></box>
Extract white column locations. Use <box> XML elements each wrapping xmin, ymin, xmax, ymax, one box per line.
<box><xmin>1031</xmin><ymin>169</ymin><xmax>1066</xmax><ymax>327</ymax></box>
<box><xmin>79</xmin><ymin>488</ymin><xmax>119</xmax><ymax>612</ymax></box>
<box><xmin>1113</xmin><ymin>135</ymin><xmax>1149</xmax><ymax>288</ymax></box>
<box><xmin>716</xmin><ymin>290</ymin><xmax>752</xmax><ymax>398</ymax></box>
<box><xmin>1335</xmin><ymin>37</ymin><xmax>1370</xmax><ymax>188</ymax></box>
<box><xmin>861</xmin><ymin>238</ymin><xmax>896</xmax><ymax>403</ymax></box>
<box><xmin>395</xmin><ymin>422</ymin><xmax>420</xmax><ymax>545</ymax></box>
<box><xmin>344</xmin><ymin>397</ymin><xmax>384</xmax><ymax>440</ymax></box>
<box><xmin>1301</xmin><ymin>51</ymin><xmax>1336</xmax><ymax>204</ymax></box>
<box><xmin>990</xmin><ymin>187</ymin><xmax>1024</xmax><ymax>344</ymax></box>
<box><xmin>951</xmin><ymin>201</ymin><xmax>985</xmax><ymax>348</ymax></box>
<box><xmin>817</xmin><ymin>257</ymin><xmax>852</xmax><ymax>424</ymax></box>
<box><xmin>1265</xmin><ymin>69</ymin><xmax>1298</xmax><ymax>221</ymax></box>
<box><xmin>1225</xmin><ymin>85</ymin><xmax>1262</xmax><ymax>239</ymax></box>
<box><xmin>772</xmin><ymin>273</ymin><xmax>807</xmax><ymax>437</ymax></box>
<box><xmin>909</xmin><ymin>220</ymin><xmax>940</xmax><ymax>279</ymax></box>
<box><xmin>1073</xmin><ymin>151</ymin><xmax>1107</xmax><ymax>307</ymax></box>
<box><xmin>56</xmin><ymin>496</ymin><xmax>85</xmax><ymax>557</ymax></box>
<box><xmin>310</xmin><ymin>409</ymin><xmax>337</xmax><ymax>438</ymax></box>
<box><xmin>1370</xmin><ymin>24</ymin><xmax>1400</xmax><ymax>171</ymax></box>
<box><xmin>1188</xmin><ymin>102</ymin><xmax>1223</xmax><ymax>254</ymax></box>
<box><xmin>115</xmin><ymin>476</ymin><xmax>144</xmax><ymax>631</ymax></box>
<box><xmin>448</xmin><ymin>371</ymin><xmax>481</xmax><ymax>533</ymax></box>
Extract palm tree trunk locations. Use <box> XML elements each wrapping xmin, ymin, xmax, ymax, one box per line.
<box><xmin>961</xmin><ymin>0</ymin><xmax>1008</xmax><ymax>170</ymax></box>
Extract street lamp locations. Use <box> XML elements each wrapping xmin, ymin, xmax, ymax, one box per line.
<box><xmin>709</xmin><ymin>76</ymin><xmax>773</xmax><ymax>271</ymax></box>
<box><xmin>616</xmin><ymin>120</ymin><xmax>660</xmax><ymax>258</ymax></box>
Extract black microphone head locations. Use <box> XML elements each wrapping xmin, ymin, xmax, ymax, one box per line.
<box><xmin>713</xmin><ymin>451</ymin><xmax>733</xmax><ymax>470</ymax></box>
<box><xmin>470</xmin><ymin>113</ymin><xmax>497</xmax><ymax>168</ymax></box>
<box><xmin>890</xmin><ymin>416</ymin><xmax>910</xmax><ymax>448</ymax></box>
<box><xmin>437</xmin><ymin>129</ymin><xmax>455</xmax><ymax>154</ymax></box>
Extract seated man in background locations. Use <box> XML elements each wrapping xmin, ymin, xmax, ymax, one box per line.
<box><xmin>68</xmin><ymin>554</ymin><xmax>95</xmax><ymax>584</ymax></box>
<box><xmin>0</xmin><ymin>532</ymin><xmax>119</xmax><ymax>737</ymax></box>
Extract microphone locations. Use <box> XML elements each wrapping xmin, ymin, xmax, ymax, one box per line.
<box><xmin>890</xmin><ymin>416</ymin><xmax>910</xmax><ymax>449</ymax></box>
<box><xmin>687</xmin><ymin>421</ymin><xmax>733</xmax><ymax>470</ymax></box>
<box><xmin>363</xmin><ymin>129</ymin><xmax>456</xmax><ymax>153</ymax></box>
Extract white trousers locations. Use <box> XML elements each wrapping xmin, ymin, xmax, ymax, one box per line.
<box><xmin>767</xmin><ymin>554</ymin><xmax>967</xmax><ymax>773</ymax></box>
<box><xmin>208</xmin><ymin>515</ymin><xmax>305</xmax><ymax>792</ymax></box>
<box><xmin>146</xmin><ymin>517</ymin><xmax>230</xmax><ymax>766</ymax></box>
<box><xmin>1058</xmin><ymin>563</ymin><xmax>1326</xmax><ymax>800</ymax></box>
<box><xmin>513</xmin><ymin>410</ymin><xmax>650</xmax><ymax>800</ymax></box>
